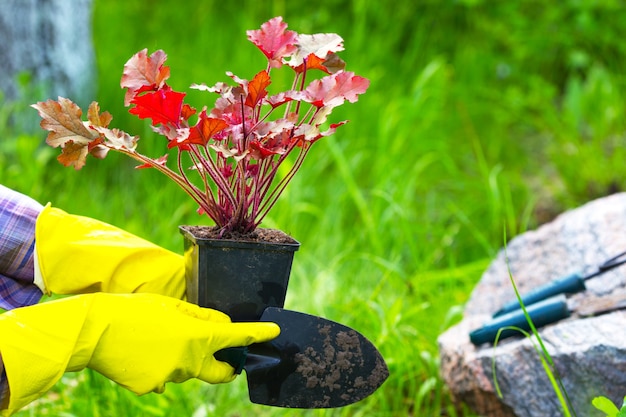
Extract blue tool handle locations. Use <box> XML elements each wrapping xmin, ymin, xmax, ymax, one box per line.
<box><xmin>492</xmin><ymin>272</ymin><xmax>585</xmax><ymax>317</ymax></box>
<box><xmin>214</xmin><ymin>346</ymin><xmax>248</xmax><ymax>374</ymax></box>
<box><xmin>470</xmin><ymin>295</ymin><xmax>570</xmax><ymax>345</ymax></box>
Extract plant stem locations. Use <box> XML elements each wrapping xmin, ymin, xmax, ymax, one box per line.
<box><xmin>116</xmin><ymin>147</ymin><xmax>214</xmax><ymax>215</ymax></box>
<box><xmin>255</xmin><ymin>141</ymin><xmax>311</xmax><ymax>227</ymax></box>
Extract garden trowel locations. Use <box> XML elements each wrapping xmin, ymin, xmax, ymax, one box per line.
<box><xmin>215</xmin><ymin>307</ymin><xmax>389</xmax><ymax>408</ymax></box>
<box><xmin>470</xmin><ymin>290</ymin><xmax>626</xmax><ymax>345</ymax></box>
<box><xmin>492</xmin><ymin>250</ymin><xmax>626</xmax><ymax>317</ymax></box>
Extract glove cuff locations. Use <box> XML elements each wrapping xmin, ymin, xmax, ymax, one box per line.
<box><xmin>32</xmin><ymin>204</ymin><xmax>51</xmax><ymax>295</ymax></box>
<box><xmin>34</xmin><ymin>204</ymin><xmax>186</xmax><ymax>299</ymax></box>
<box><xmin>0</xmin><ymin>295</ymin><xmax>96</xmax><ymax>414</ymax></box>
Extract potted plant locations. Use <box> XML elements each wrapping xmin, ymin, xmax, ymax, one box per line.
<box><xmin>32</xmin><ymin>16</ymin><xmax>369</xmax><ymax>320</ymax></box>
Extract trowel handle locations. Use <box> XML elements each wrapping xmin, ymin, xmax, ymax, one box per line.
<box><xmin>493</xmin><ymin>272</ymin><xmax>585</xmax><ymax>317</ymax></box>
<box><xmin>470</xmin><ymin>294</ymin><xmax>570</xmax><ymax>345</ymax></box>
<box><xmin>214</xmin><ymin>346</ymin><xmax>248</xmax><ymax>374</ymax></box>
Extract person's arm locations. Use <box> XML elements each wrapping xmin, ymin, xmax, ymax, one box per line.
<box><xmin>0</xmin><ymin>357</ymin><xmax>7</xmax><ymax>411</ymax></box>
<box><xmin>0</xmin><ymin>185</ymin><xmax>43</xmax><ymax>310</ymax></box>
<box><xmin>1</xmin><ymin>184</ymin><xmax>186</xmax><ymax>301</ymax></box>
<box><xmin>0</xmin><ymin>185</ymin><xmax>45</xmax><ymax>410</ymax></box>
<box><xmin>0</xmin><ymin>185</ymin><xmax>188</xmax><ymax>411</ymax></box>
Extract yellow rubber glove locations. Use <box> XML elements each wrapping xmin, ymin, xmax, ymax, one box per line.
<box><xmin>34</xmin><ymin>204</ymin><xmax>185</xmax><ymax>299</ymax></box>
<box><xmin>0</xmin><ymin>293</ymin><xmax>280</xmax><ymax>416</ymax></box>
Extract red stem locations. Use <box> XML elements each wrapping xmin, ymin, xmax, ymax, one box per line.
<box><xmin>182</xmin><ymin>149</ymin><xmax>220</xmax><ymax>222</ymax></box>
<box><xmin>189</xmin><ymin>144</ymin><xmax>237</xmax><ymax>210</ymax></box>
<box><xmin>255</xmin><ymin>141</ymin><xmax>311</xmax><ymax>227</ymax></box>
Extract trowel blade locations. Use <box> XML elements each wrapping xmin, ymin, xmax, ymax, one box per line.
<box><xmin>244</xmin><ymin>307</ymin><xmax>389</xmax><ymax>408</ymax></box>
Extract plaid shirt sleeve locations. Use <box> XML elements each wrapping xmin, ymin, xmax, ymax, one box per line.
<box><xmin>0</xmin><ymin>185</ymin><xmax>45</xmax><ymax>407</ymax></box>
<box><xmin>0</xmin><ymin>184</ymin><xmax>44</xmax><ymax>310</ymax></box>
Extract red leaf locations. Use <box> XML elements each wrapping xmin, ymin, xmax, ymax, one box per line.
<box><xmin>179</xmin><ymin>110</ymin><xmax>228</xmax><ymax>147</ymax></box>
<box><xmin>121</xmin><ymin>49</ymin><xmax>171</xmax><ymax>105</ymax></box>
<box><xmin>247</xmin><ymin>17</ymin><xmax>298</xmax><ymax>68</ymax></box>
<box><xmin>292</xmin><ymin>53</ymin><xmax>330</xmax><ymax>74</ymax></box>
<box><xmin>181</xmin><ymin>104</ymin><xmax>197</xmax><ymax>121</ymax></box>
<box><xmin>129</xmin><ymin>89</ymin><xmax>186</xmax><ymax>126</ymax></box>
<box><xmin>245</xmin><ymin>70</ymin><xmax>271</xmax><ymax>108</ymax></box>
<box><xmin>291</xmin><ymin>53</ymin><xmax>346</xmax><ymax>75</ymax></box>
<box><xmin>304</xmin><ymin>71</ymin><xmax>370</xmax><ymax>108</ymax></box>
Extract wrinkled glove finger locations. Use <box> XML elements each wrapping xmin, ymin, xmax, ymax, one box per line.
<box><xmin>197</xmin><ymin>358</ymin><xmax>240</xmax><ymax>384</ymax></box>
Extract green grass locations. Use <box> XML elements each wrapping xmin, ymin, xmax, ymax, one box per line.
<box><xmin>3</xmin><ymin>1</ymin><xmax>626</xmax><ymax>416</ymax></box>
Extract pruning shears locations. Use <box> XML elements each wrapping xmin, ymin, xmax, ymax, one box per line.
<box><xmin>469</xmin><ymin>250</ymin><xmax>626</xmax><ymax>345</ymax></box>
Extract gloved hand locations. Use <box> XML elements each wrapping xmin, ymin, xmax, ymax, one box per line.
<box><xmin>34</xmin><ymin>204</ymin><xmax>185</xmax><ymax>299</ymax></box>
<box><xmin>0</xmin><ymin>292</ymin><xmax>280</xmax><ymax>415</ymax></box>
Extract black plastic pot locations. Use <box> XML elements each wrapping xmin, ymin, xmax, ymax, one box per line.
<box><xmin>180</xmin><ymin>226</ymin><xmax>300</xmax><ymax>321</ymax></box>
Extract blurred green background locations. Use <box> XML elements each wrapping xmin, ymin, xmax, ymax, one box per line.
<box><xmin>2</xmin><ymin>0</ymin><xmax>626</xmax><ymax>415</ymax></box>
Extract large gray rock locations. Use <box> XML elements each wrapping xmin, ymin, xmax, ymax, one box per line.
<box><xmin>439</xmin><ymin>193</ymin><xmax>626</xmax><ymax>416</ymax></box>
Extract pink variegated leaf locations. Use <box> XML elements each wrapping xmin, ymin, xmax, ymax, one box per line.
<box><xmin>226</xmin><ymin>71</ymin><xmax>248</xmax><ymax>87</ymax></box>
<box><xmin>305</xmin><ymin>71</ymin><xmax>370</xmax><ymax>108</ymax></box>
<box><xmin>308</xmin><ymin>107</ymin><xmax>332</xmax><ymax>128</ymax></box>
<box><xmin>188</xmin><ymin>161</ymin><xmax>204</xmax><ymax>173</ymax></box>
<box><xmin>248</xmin><ymin>139</ymin><xmax>286</xmax><ymax>159</ymax></box>
<box><xmin>92</xmin><ymin>126</ymin><xmax>139</xmax><ymax>150</ymax></box>
<box><xmin>209</xmin><ymin>83</ymin><xmax>247</xmax><ymax>117</ymax></box>
<box><xmin>208</xmin><ymin>144</ymin><xmax>249</xmax><ymax>161</ymax></box>
<box><xmin>190</xmin><ymin>81</ymin><xmax>230</xmax><ymax>93</ymax></box>
<box><xmin>136</xmin><ymin>154</ymin><xmax>169</xmax><ymax>169</ymax></box>
<box><xmin>297</xmin><ymin>120</ymin><xmax>348</xmax><ymax>142</ymax></box>
<box><xmin>253</xmin><ymin>118</ymin><xmax>296</xmax><ymax>138</ymax></box>
<box><xmin>289</xmin><ymin>33</ymin><xmax>344</xmax><ymax>68</ymax></box>
<box><xmin>265</xmin><ymin>90</ymin><xmax>306</xmax><ymax>108</ymax></box>
<box><xmin>247</xmin><ymin>16</ymin><xmax>298</xmax><ymax>68</ymax></box>
<box><xmin>88</xmin><ymin>143</ymin><xmax>109</xmax><ymax>160</ymax></box>
<box><xmin>121</xmin><ymin>49</ymin><xmax>170</xmax><ymax>105</ymax></box>
<box><xmin>149</xmin><ymin>124</ymin><xmax>183</xmax><ymax>141</ymax></box>
<box><xmin>165</xmin><ymin>128</ymin><xmax>194</xmax><ymax>149</ymax></box>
